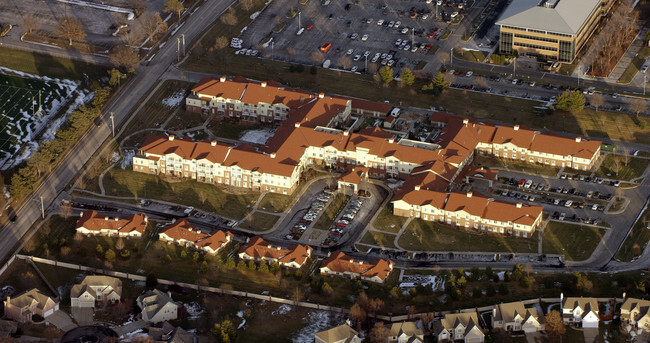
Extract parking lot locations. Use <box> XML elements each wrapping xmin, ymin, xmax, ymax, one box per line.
<box><xmin>240</xmin><ymin>0</ymin><xmax>469</xmax><ymax>73</ymax></box>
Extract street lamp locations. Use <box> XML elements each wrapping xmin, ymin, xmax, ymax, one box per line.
<box><xmin>450</xmin><ymin>47</ymin><xmax>453</xmax><ymax>66</ymax></box>
<box><xmin>182</xmin><ymin>34</ymin><xmax>185</xmax><ymax>56</ymax></box>
<box><xmin>644</xmin><ymin>73</ymin><xmax>647</xmax><ymax>96</ymax></box>
<box><xmin>110</xmin><ymin>112</ymin><xmax>115</xmax><ymax>137</ymax></box>
<box><xmin>513</xmin><ymin>57</ymin><xmax>516</xmax><ymax>76</ymax></box>
<box><xmin>176</xmin><ymin>38</ymin><xmax>180</xmax><ymax>61</ymax></box>
<box><xmin>40</xmin><ymin>196</ymin><xmax>44</xmax><ymax>218</ymax></box>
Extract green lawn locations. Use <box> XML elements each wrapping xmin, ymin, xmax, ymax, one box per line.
<box><xmin>558</xmin><ymin>63</ymin><xmax>578</xmax><ymax>76</ymax></box>
<box><xmin>542</xmin><ymin>221</ymin><xmax>605</xmax><ymax>261</ymax></box>
<box><xmin>454</xmin><ymin>49</ymin><xmax>487</xmax><ymax>63</ymax></box>
<box><xmin>101</xmin><ymin>169</ymin><xmax>259</xmax><ymax>219</ymax></box>
<box><xmin>313</xmin><ymin>193</ymin><xmax>350</xmax><ymax>230</ymax></box>
<box><xmin>397</xmin><ymin>219</ymin><xmax>538</xmax><ymax>253</ymax></box>
<box><xmin>359</xmin><ymin>231</ymin><xmax>397</xmax><ymax>249</ymax></box>
<box><xmin>206</xmin><ymin>121</ymin><xmax>264</xmax><ymax>140</ymax></box>
<box><xmin>440</xmin><ymin>30</ymin><xmax>451</xmax><ymax>40</ymax></box>
<box><xmin>473</xmin><ymin>155</ymin><xmax>560</xmax><ymax>176</ymax></box>
<box><xmin>239</xmin><ymin>212</ymin><xmax>280</xmax><ymax>232</ymax></box>
<box><xmin>619</xmin><ymin>47</ymin><xmax>650</xmax><ymax>84</ymax></box>
<box><xmin>0</xmin><ymin>47</ymin><xmax>108</xmax><ymax>80</ymax></box>
<box><xmin>372</xmin><ymin>207</ymin><xmax>408</xmax><ymax>233</ymax></box>
<box><xmin>616</xmin><ymin>207</ymin><xmax>650</xmax><ymax>262</ymax></box>
<box><xmin>596</xmin><ymin>154</ymin><xmax>649</xmax><ymax>181</ymax></box>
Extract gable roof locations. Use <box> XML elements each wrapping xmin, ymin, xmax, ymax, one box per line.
<box><xmin>494</xmin><ymin>301</ymin><xmax>540</xmax><ymax>324</ymax></box>
<box><xmin>76</xmin><ymin>211</ymin><xmax>148</xmax><ymax>235</ymax></box>
<box><xmin>562</xmin><ymin>297</ymin><xmax>598</xmax><ymax>313</ymax></box>
<box><xmin>160</xmin><ymin>219</ymin><xmax>207</xmax><ymax>243</ymax></box>
<box><xmin>438</xmin><ymin>312</ymin><xmax>482</xmax><ymax>332</ymax></box>
<box><xmin>70</xmin><ymin>275</ymin><xmax>123</xmax><ymax>299</ymax></box>
<box><xmin>390</xmin><ymin>322</ymin><xmax>423</xmax><ymax>337</ymax></box>
<box><xmin>495</xmin><ymin>0</ymin><xmax>602</xmax><ymax>35</ymax></box>
<box><xmin>239</xmin><ymin>236</ymin><xmax>312</xmax><ymax>266</ymax></box>
<box><xmin>320</xmin><ymin>251</ymin><xmax>394</xmax><ymax>281</ymax></box>
<box><xmin>137</xmin><ymin>289</ymin><xmax>177</xmax><ymax>320</ymax></box>
<box><xmin>7</xmin><ymin>288</ymin><xmax>56</xmax><ymax>310</ymax></box>
<box><xmin>195</xmin><ymin>230</ymin><xmax>234</xmax><ymax>251</ymax></box>
<box><xmin>314</xmin><ymin>324</ymin><xmax>359</xmax><ymax>343</ymax></box>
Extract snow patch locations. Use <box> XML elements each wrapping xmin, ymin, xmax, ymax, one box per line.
<box><xmin>250</xmin><ymin>11</ymin><xmax>260</xmax><ymax>19</ymax></box>
<box><xmin>120</xmin><ymin>150</ymin><xmax>135</xmax><ymax>169</ymax></box>
<box><xmin>292</xmin><ymin>311</ymin><xmax>346</xmax><ymax>343</ymax></box>
<box><xmin>236</xmin><ymin>310</ymin><xmax>246</xmax><ymax>329</ymax></box>
<box><xmin>161</xmin><ymin>89</ymin><xmax>186</xmax><ymax>108</ymax></box>
<box><xmin>272</xmin><ymin>304</ymin><xmax>292</xmax><ymax>315</ymax></box>
<box><xmin>239</xmin><ymin>128</ymin><xmax>276</xmax><ymax>145</ymax></box>
<box><xmin>186</xmin><ymin>301</ymin><xmax>204</xmax><ymax>319</ymax></box>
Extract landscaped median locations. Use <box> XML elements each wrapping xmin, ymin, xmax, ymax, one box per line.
<box><xmin>596</xmin><ymin>154</ymin><xmax>649</xmax><ymax>181</ymax></box>
<box><xmin>616</xmin><ymin>206</ymin><xmax>650</xmax><ymax>262</ymax></box>
<box><xmin>396</xmin><ymin>219</ymin><xmax>538</xmax><ymax>253</ymax></box>
<box><xmin>542</xmin><ymin>221</ymin><xmax>605</xmax><ymax>261</ymax></box>
<box><xmin>238</xmin><ymin>212</ymin><xmax>281</xmax><ymax>232</ymax></box>
<box><xmin>313</xmin><ymin>193</ymin><xmax>350</xmax><ymax>230</ymax></box>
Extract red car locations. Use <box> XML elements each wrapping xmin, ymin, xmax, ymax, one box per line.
<box><xmin>425</xmin><ymin>43</ymin><xmax>432</xmax><ymax>50</ymax></box>
<box><xmin>306</xmin><ymin>25</ymin><xmax>313</xmax><ymax>30</ymax></box>
<box><xmin>428</xmin><ymin>32</ymin><xmax>435</xmax><ymax>38</ymax></box>
<box><xmin>518</xmin><ymin>179</ymin><xmax>526</xmax><ymax>187</ymax></box>
<box><xmin>335</xmin><ymin>222</ymin><xmax>347</xmax><ymax>227</ymax></box>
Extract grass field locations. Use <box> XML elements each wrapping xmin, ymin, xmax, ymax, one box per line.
<box><xmin>313</xmin><ymin>194</ymin><xmax>350</xmax><ymax>230</ymax></box>
<box><xmin>596</xmin><ymin>154</ymin><xmax>649</xmax><ymax>181</ymax></box>
<box><xmin>372</xmin><ymin>207</ymin><xmax>408</xmax><ymax>233</ymax></box>
<box><xmin>454</xmin><ymin>49</ymin><xmax>487</xmax><ymax>63</ymax></box>
<box><xmin>258</xmin><ymin>193</ymin><xmax>293</xmax><ymax>213</ymax></box>
<box><xmin>542</xmin><ymin>221</ymin><xmax>605</xmax><ymax>261</ymax></box>
<box><xmin>359</xmin><ymin>231</ymin><xmax>397</xmax><ymax>248</ymax></box>
<box><xmin>616</xmin><ymin>207</ymin><xmax>650</xmax><ymax>262</ymax></box>
<box><xmin>397</xmin><ymin>219</ymin><xmax>538</xmax><ymax>253</ymax></box>
<box><xmin>239</xmin><ymin>212</ymin><xmax>281</xmax><ymax>232</ymax></box>
<box><xmin>0</xmin><ymin>47</ymin><xmax>107</xmax><ymax>80</ymax></box>
<box><xmin>0</xmin><ymin>70</ymin><xmax>81</xmax><ymax>165</ymax></box>
<box><xmin>101</xmin><ymin>168</ymin><xmax>259</xmax><ymax>219</ymax></box>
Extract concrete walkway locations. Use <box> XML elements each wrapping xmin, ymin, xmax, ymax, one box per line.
<box><xmin>393</xmin><ymin>217</ymin><xmax>415</xmax><ymax>250</ymax></box>
<box><xmin>608</xmin><ymin>27</ymin><xmax>648</xmax><ymax>82</ymax></box>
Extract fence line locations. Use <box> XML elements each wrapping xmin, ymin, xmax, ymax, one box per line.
<box><xmin>8</xmin><ymin>254</ymin><xmax>625</xmax><ymax>322</ymax></box>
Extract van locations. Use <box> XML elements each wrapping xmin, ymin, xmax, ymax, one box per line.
<box><xmin>390</xmin><ymin>108</ymin><xmax>400</xmax><ymax>117</ymax></box>
<box><xmin>320</xmin><ymin>42</ymin><xmax>331</xmax><ymax>52</ymax></box>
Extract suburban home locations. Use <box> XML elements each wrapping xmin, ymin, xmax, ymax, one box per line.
<box><xmin>435</xmin><ymin>312</ymin><xmax>485</xmax><ymax>343</ymax></box>
<box><xmin>389</xmin><ymin>321</ymin><xmax>424</xmax><ymax>343</ymax></box>
<box><xmin>148</xmin><ymin>321</ymin><xmax>197</xmax><ymax>343</ymax></box>
<box><xmin>314</xmin><ymin>324</ymin><xmax>361</xmax><ymax>343</ymax></box>
<box><xmin>70</xmin><ymin>275</ymin><xmax>122</xmax><ymax>308</ymax></box>
<box><xmin>620</xmin><ymin>297</ymin><xmax>650</xmax><ymax>330</ymax></box>
<box><xmin>320</xmin><ymin>251</ymin><xmax>394</xmax><ymax>284</ymax></box>
<box><xmin>238</xmin><ymin>236</ymin><xmax>313</xmax><ymax>269</ymax></box>
<box><xmin>561</xmin><ymin>295</ymin><xmax>599</xmax><ymax>328</ymax></box>
<box><xmin>3</xmin><ymin>288</ymin><xmax>59</xmax><ymax>323</ymax></box>
<box><xmin>195</xmin><ymin>229</ymin><xmax>234</xmax><ymax>255</ymax></box>
<box><xmin>75</xmin><ymin>210</ymin><xmax>148</xmax><ymax>238</ymax></box>
<box><xmin>492</xmin><ymin>301</ymin><xmax>543</xmax><ymax>332</ymax></box>
<box><xmin>137</xmin><ymin>289</ymin><xmax>179</xmax><ymax>323</ymax></box>
<box><xmin>159</xmin><ymin>219</ymin><xmax>232</xmax><ymax>254</ymax></box>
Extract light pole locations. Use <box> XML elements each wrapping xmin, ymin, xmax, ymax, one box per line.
<box><xmin>365</xmin><ymin>54</ymin><xmax>368</xmax><ymax>72</ymax></box>
<box><xmin>644</xmin><ymin>73</ymin><xmax>647</xmax><ymax>96</ymax></box>
<box><xmin>271</xmin><ymin>41</ymin><xmax>274</xmax><ymax>61</ymax></box>
<box><xmin>110</xmin><ymin>112</ymin><xmax>115</xmax><ymax>137</ymax></box>
<box><xmin>40</xmin><ymin>196</ymin><xmax>44</xmax><ymax>219</ymax></box>
<box><xmin>298</xmin><ymin>12</ymin><xmax>302</xmax><ymax>30</ymax></box>
<box><xmin>513</xmin><ymin>57</ymin><xmax>516</xmax><ymax>76</ymax></box>
<box><xmin>182</xmin><ymin>34</ymin><xmax>185</xmax><ymax>56</ymax></box>
<box><xmin>176</xmin><ymin>38</ymin><xmax>180</xmax><ymax>61</ymax></box>
<box><xmin>450</xmin><ymin>47</ymin><xmax>453</xmax><ymax>66</ymax></box>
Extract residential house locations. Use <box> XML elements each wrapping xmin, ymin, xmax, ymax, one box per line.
<box><xmin>389</xmin><ymin>322</ymin><xmax>424</xmax><ymax>343</ymax></box>
<box><xmin>137</xmin><ymin>289</ymin><xmax>179</xmax><ymax>323</ymax></box>
<box><xmin>314</xmin><ymin>324</ymin><xmax>361</xmax><ymax>343</ymax></box>
<box><xmin>70</xmin><ymin>275</ymin><xmax>122</xmax><ymax>308</ymax></box>
<box><xmin>435</xmin><ymin>312</ymin><xmax>485</xmax><ymax>343</ymax></box>
<box><xmin>3</xmin><ymin>288</ymin><xmax>59</xmax><ymax>323</ymax></box>
<box><xmin>75</xmin><ymin>210</ymin><xmax>148</xmax><ymax>238</ymax></box>
<box><xmin>238</xmin><ymin>236</ymin><xmax>312</xmax><ymax>268</ymax></box>
<box><xmin>492</xmin><ymin>301</ymin><xmax>543</xmax><ymax>332</ymax></box>
<box><xmin>562</xmin><ymin>295</ymin><xmax>599</xmax><ymax>328</ymax></box>
<box><xmin>195</xmin><ymin>230</ymin><xmax>234</xmax><ymax>255</ymax></box>
<box><xmin>320</xmin><ymin>251</ymin><xmax>394</xmax><ymax>284</ymax></box>
<box><xmin>148</xmin><ymin>321</ymin><xmax>197</xmax><ymax>343</ymax></box>
<box><xmin>159</xmin><ymin>219</ymin><xmax>208</xmax><ymax>248</ymax></box>
<box><xmin>620</xmin><ymin>298</ymin><xmax>650</xmax><ymax>330</ymax></box>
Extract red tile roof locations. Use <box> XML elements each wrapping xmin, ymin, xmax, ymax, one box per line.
<box><xmin>196</xmin><ymin>230</ymin><xmax>234</xmax><ymax>250</ymax></box>
<box><xmin>320</xmin><ymin>251</ymin><xmax>394</xmax><ymax>282</ymax></box>
<box><xmin>239</xmin><ymin>236</ymin><xmax>312</xmax><ymax>266</ymax></box>
<box><xmin>160</xmin><ymin>219</ymin><xmax>207</xmax><ymax>243</ymax></box>
<box><xmin>76</xmin><ymin>210</ymin><xmax>147</xmax><ymax>235</ymax></box>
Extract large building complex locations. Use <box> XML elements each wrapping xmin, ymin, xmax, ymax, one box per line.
<box><xmin>134</xmin><ymin>77</ymin><xmax>601</xmax><ymax>237</ymax></box>
<box><xmin>496</xmin><ymin>0</ymin><xmax>615</xmax><ymax>62</ymax></box>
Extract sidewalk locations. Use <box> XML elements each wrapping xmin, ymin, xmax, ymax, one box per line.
<box><xmin>608</xmin><ymin>27</ymin><xmax>648</xmax><ymax>82</ymax></box>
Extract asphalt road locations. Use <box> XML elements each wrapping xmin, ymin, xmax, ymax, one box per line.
<box><xmin>0</xmin><ymin>0</ymin><xmax>237</xmax><ymax>264</ymax></box>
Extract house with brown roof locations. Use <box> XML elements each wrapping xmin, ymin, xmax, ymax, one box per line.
<box><xmin>337</xmin><ymin>167</ymin><xmax>368</xmax><ymax>194</ymax></box>
<box><xmin>3</xmin><ymin>288</ymin><xmax>59</xmax><ymax>323</ymax></box>
<box><xmin>195</xmin><ymin>230</ymin><xmax>234</xmax><ymax>255</ymax></box>
<box><xmin>389</xmin><ymin>322</ymin><xmax>424</xmax><ymax>343</ymax></box>
<box><xmin>492</xmin><ymin>301</ymin><xmax>543</xmax><ymax>332</ymax></box>
<box><xmin>561</xmin><ymin>295</ymin><xmax>599</xmax><ymax>328</ymax></box>
<box><xmin>434</xmin><ymin>312</ymin><xmax>484</xmax><ymax>343</ymax></box>
<box><xmin>238</xmin><ymin>236</ymin><xmax>312</xmax><ymax>268</ymax></box>
<box><xmin>620</xmin><ymin>297</ymin><xmax>650</xmax><ymax>331</ymax></box>
<box><xmin>70</xmin><ymin>275</ymin><xmax>122</xmax><ymax>308</ymax></box>
<box><xmin>159</xmin><ymin>219</ymin><xmax>233</xmax><ymax>254</ymax></box>
<box><xmin>320</xmin><ymin>251</ymin><xmax>394</xmax><ymax>283</ymax></box>
<box><xmin>314</xmin><ymin>324</ymin><xmax>361</xmax><ymax>343</ymax></box>
<box><xmin>76</xmin><ymin>210</ymin><xmax>148</xmax><ymax>238</ymax></box>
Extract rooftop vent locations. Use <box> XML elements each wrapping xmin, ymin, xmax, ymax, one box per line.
<box><xmin>295</xmin><ymin>122</ymin><xmax>301</xmax><ymax>128</ymax></box>
<box><xmin>261</xmin><ymin>81</ymin><xmax>267</xmax><ymax>88</ymax></box>
<box><xmin>414</xmin><ymin>185</ymin><xmax>421</xmax><ymax>191</ymax></box>
<box><xmin>516</xmin><ymin>202</ymin><xmax>522</xmax><ymax>208</ymax></box>
<box><xmin>513</xmin><ymin>125</ymin><xmax>520</xmax><ymax>131</ymax></box>
<box><xmin>538</xmin><ymin>0</ymin><xmax>560</xmax><ymax>8</ymax></box>
<box><xmin>575</xmin><ymin>137</ymin><xmax>581</xmax><ymax>143</ymax></box>
<box><xmin>220</xmin><ymin>76</ymin><xmax>226</xmax><ymax>82</ymax></box>
<box><xmin>169</xmin><ymin>135</ymin><xmax>175</xmax><ymax>141</ymax></box>
<box><xmin>466</xmin><ymin>192</ymin><xmax>473</xmax><ymax>198</ymax></box>
<box><xmin>211</xmin><ymin>141</ymin><xmax>217</xmax><ymax>146</ymax></box>
<box><xmin>319</xmin><ymin>93</ymin><xmax>325</xmax><ymax>98</ymax></box>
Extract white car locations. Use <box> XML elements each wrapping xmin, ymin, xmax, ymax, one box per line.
<box><xmin>183</xmin><ymin>206</ymin><xmax>194</xmax><ymax>214</ymax></box>
<box><xmin>371</xmin><ymin>54</ymin><xmax>380</xmax><ymax>63</ymax></box>
<box><xmin>351</xmin><ymin>66</ymin><xmax>358</xmax><ymax>72</ymax></box>
<box><xmin>395</xmin><ymin>38</ymin><xmax>402</xmax><ymax>46</ymax></box>
<box><xmin>394</xmin><ymin>21</ymin><xmax>401</xmax><ymax>28</ymax></box>
<box><xmin>362</xmin><ymin>34</ymin><xmax>368</xmax><ymax>41</ymax></box>
<box><xmin>388</xmin><ymin>21</ymin><xmax>395</xmax><ymax>28</ymax></box>
<box><xmin>564</xmin><ymin>200</ymin><xmax>573</xmax><ymax>208</ymax></box>
<box><xmin>411</xmin><ymin>46</ymin><xmax>418</xmax><ymax>53</ymax></box>
<box><xmin>353</xmin><ymin>54</ymin><xmax>361</xmax><ymax>61</ymax></box>
<box><xmin>363</xmin><ymin>50</ymin><xmax>370</xmax><ymax>57</ymax></box>
<box><xmin>380</xmin><ymin>53</ymin><xmax>387</xmax><ymax>59</ymax></box>
<box><xmin>377</xmin><ymin>19</ymin><xmax>384</xmax><ymax>25</ymax></box>
<box><xmin>466</xmin><ymin>71</ymin><xmax>473</xmax><ymax>77</ymax></box>
<box><xmin>346</xmin><ymin>48</ymin><xmax>353</xmax><ymax>55</ymax></box>
<box><xmin>401</xmin><ymin>27</ymin><xmax>409</xmax><ymax>34</ymax></box>
<box><xmin>404</xmin><ymin>45</ymin><xmax>410</xmax><ymax>51</ymax></box>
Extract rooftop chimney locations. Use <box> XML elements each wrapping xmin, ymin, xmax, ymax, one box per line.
<box><xmin>105</xmin><ymin>216</ymin><xmax>109</xmax><ymax>220</ymax></box>
<box><xmin>318</xmin><ymin>92</ymin><xmax>325</xmax><ymax>99</ymax></box>
<box><xmin>169</xmin><ymin>135</ymin><xmax>175</xmax><ymax>141</ymax></box>
<box><xmin>261</xmin><ymin>81</ymin><xmax>267</xmax><ymax>88</ymax></box>
<box><xmin>270</xmin><ymin>153</ymin><xmax>276</xmax><ymax>158</ymax></box>
<box><xmin>462</xmin><ymin>118</ymin><xmax>469</xmax><ymax>126</ymax></box>
<box><xmin>466</xmin><ymin>192</ymin><xmax>472</xmax><ymax>198</ymax></box>
<box><xmin>268</xmin><ymin>244</ymin><xmax>272</xmax><ymax>249</ymax></box>
<box><xmin>414</xmin><ymin>185</ymin><xmax>421</xmax><ymax>191</ymax></box>
<box><xmin>513</xmin><ymin>125</ymin><xmax>519</xmax><ymax>131</ymax></box>
<box><xmin>144</xmin><ymin>216</ymin><xmax>148</xmax><ymax>223</ymax></box>
<box><xmin>343</xmin><ymin>130</ymin><xmax>349</xmax><ymax>136</ymax></box>
<box><xmin>516</xmin><ymin>202</ymin><xmax>522</xmax><ymax>208</ymax></box>
<box><xmin>575</xmin><ymin>136</ymin><xmax>581</xmax><ymax>143</ymax></box>
<box><xmin>220</xmin><ymin>76</ymin><xmax>226</xmax><ymax>82</ymax></box>
<box><xmin>276</xmin><ymin>246</ymin><xmax>281</xmax><ymax>250</ymax></box>
<box><xmin>294</xmin><ymin>122</ymin><xmax>301</xmax><ymax>128</ymax></box>
<box><xmin>211</xmin><ymin>141</ymin><xmax>217</xmax><ymax>146</ymax></box>
<box><xmin>388</xmin><ymin>137</ymin><xmax>395</xmax><ymax>143</ymax></box>
<box><xmin>115</xmin><ymin>217</ymin><xmax>119</xmax><ymax>221</ymax></box>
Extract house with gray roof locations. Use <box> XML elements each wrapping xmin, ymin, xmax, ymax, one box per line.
<box><xmin>70</xmin><ymin>275</ymin><xmax>122</xmax><ymax>308</ymax></box>
<box><xmin>3</xmin><ymin>288</ymin><xmax>59</xmax><ymax>323</ymax></box>
<box><xmin>561</xmin><ymin>295</ymin><xmax>599</xmax><ymax>328</ymax></box>
<box><xmin>314</xmin><ymin>324</ymin><xmax>361</xmax><ymax>343</ymax></box>
<box><xmin>148</xmin><ymin>321</ymin><xmax>197</xmax><ymax>343</ymax></box>
<box><xmin>621</xmin><ymin>297</ymin><xmax>650</xmax><ymax>331</ymax></box>
<box><xmin>137</xmin><ymin>289</ymin><xmax>179</xmax><ymax>323</ymax></box>
<box><xmin>389</xmin><ymin>321</ymin><xmax>424</xmax><ymax>343</ymax></box>
<box><xmin>434</xmin><ymin>312</ymin><xmax>484</xmax><ymax>343</ymax></box>
<box><xmin>492</xmin><ymin>301</ymin><xmax>543</xmax><ymax>332</ymax></box>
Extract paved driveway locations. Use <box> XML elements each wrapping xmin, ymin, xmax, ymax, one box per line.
<box><xmin>47</xmin><ymin>310</ymin><xmax>77</xmax><ymax>331</ymax></box>
<box><xmin>71</xmin><ymin>307</ymin><xmax>94</xmax><ymax>326</ymax></box>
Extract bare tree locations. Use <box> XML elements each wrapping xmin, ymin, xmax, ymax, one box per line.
<box><xmin>220</xmin><ymin>8</ymin><xmax>238</xmax><ymax>26</ymax></box>
<box><xmin>109</xmin><ymin>45</ymin><xmax>140</xmax><ymax>70</ymax></box>
<box><xmin>338</xmin><ymin>56</ymin><xmax>352</xmax><ymax>70</ymax></box>
<box><xmin>291</xmin><ymin>287</ymin><xmax>304</xmax><ymax>304</ymax></box>
<box><xmin>310</xmin><ymin>51</ymin><xmax>325</xmax><ymax>65</ymax></box>
<box><xmin>367</xmin><ymin>63</ymin><xmax>378</xmax><ymax>75</ymax></box>
<box><xmin>620</xmin><ymin>147</ymin><xmax>631</xmax><ymax>167</ymax></box>
<box><xmin>56</xmin><ymin>16</ymin><xmax>86</xmax><ymax>46</ymax></box>
<box><xmin>369</xmin><ymin>322</ymin><xmax>390</xmax><ymax>343</ymax></box>
<box><xmin>164</xmin><ymin>0</ymin><xmax>185</xmax><ymax>18</ymax></box>
<box><xmin>286</xmin><ymin>47</ymin><xmax>296</xmax><ymax>57</ymax></box>
<box><xmin>115</xmin><ymin>237</ymin><xmax>125</xmax><ymax>251</ymax></box>
<box><xmin>612</xmin><ymin>155</ymin><xmax>622</xmax><ymax>176</ymax></box>
<box><xmin>473</xmin><ymin>76</ymin><xmax>488</xmax><ymax>89</ymax></box>
<box><xmin>241</xmin><ymin>0</ymin><xmax>254</xmax><ymax>11</ymax></box>
<box><xmin>630</xmin><ymin>98</ymin><xmax>647</xmax><ymax>119</ymax></box>
<box><xmin>122</xmin><ymin>28</ymin><xmax>144</xmax><ymax>47</ymax></box>
<box><xmin>23</xmin><ymin>14</ymin><xmax>41</xmax><ymax>33</ymax></box>
<box><xmin>129</xmin><ymin>0</ymin><xmax>147</xmax><ymax>16</ymax></box>
<box><xmin>590</xmin><ymin>93</ymin><xmax>604</xmax><ymax>111</ymax></box>
<box><xmin>214</xmin><ymin>36</ymin><xmax>228</xmax><ymax>50</ymax></box>
<box><xmin>141</xmin><ymin>12</ymin><xmax>168</xmax><ymax>43</ymax></box>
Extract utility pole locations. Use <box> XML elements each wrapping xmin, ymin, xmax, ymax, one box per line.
<box><xmin>271</xmin><ymin>41</ymin><xmax>274</xmax><ymax>61</ymax></box>
<box><xmin>110</xmin><ymin>112</ymin><xmax>115</xmax><ymax>137</ymax></box>
<box><xmin>411</xmin><ymin>28</ymin><xmax>415</xmax><ymax>47</ymax></box>
<box><xmin>182</xmin><ymin>34</ymin><xmax>185</xmax><ymax>56</ymax></box>
<box><xmin>365</xmin><ymin>54</ymin><xmax>368</xmax><ymax>72</ymax></box>
<box><xmin>40</xmin><ymin>196</ymin><xmax>44</xmax><ymax>219</ymax></box>
<box><xmin>298</xmin><ymin>12</ymin><xmax>301</xmax><ymax>30</ymax></box>
<box><xmin>177</xmin><ymin>38</ymin><xmax>180</xmax><ymax>61</ymax></box>
<box><xmin>513</xmin><ymin>57</ymin><xmax>516</xmax><ymax>76</ymax></box>
<box><xmin>644</xmin><ymin>73</ymin><xmax>647</xmax><ymax>96</ymax></box>
<box><xmin>450</xmin><ymin>47</ymin><xmax>453</xmax><ymax>66</ymax></box>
